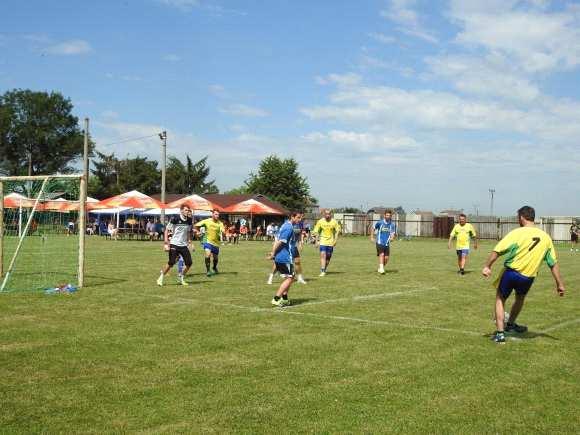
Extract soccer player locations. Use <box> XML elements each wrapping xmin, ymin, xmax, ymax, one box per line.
<box><xmin>268</xmin><ymin>212</ymin><xmax>307</xmax><ymax>284</ymax></box>
<box><xmin>371</xmin><ymin>210</ymin><xmax>396</xmax><ymax>274</ymax></box>
<box><xmin>482</xmin><ymin>206</ymin><xmax>565</xmax><ymax>344</ymax></box>
<box><xmin>194</xmin><ymin>209</ymin><xmax>226</xmax><ymax>277</ymax></box>
<box><xmin>313</xmin><ymin>209</ymin><xmax>341</xmax><ymax>276</ymax></box>
<box><xmin>448</xmin><ymin>213</ymin><xmax>478</xmax><ymax>275</ymax></box>
<box><xmin>269</xmin><ymin>212</ymin><xmax>301</xmax><ymax>307</ymax></box>
<box><xmin>157</xmin><ymin>204</ymin><xmax>193</xmax><ymax>286</ymax></box>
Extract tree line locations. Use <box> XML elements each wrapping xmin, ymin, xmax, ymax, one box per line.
<box><xmin>1</xmin><ymin>89</ymin><xmax>317</xmax><ymax>210</ymax></box>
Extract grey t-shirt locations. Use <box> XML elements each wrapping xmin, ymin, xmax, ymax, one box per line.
<box><xmin>167</xmin><ymin>215</ymin><xmax>192</xmax><ymax>247</ymax></box>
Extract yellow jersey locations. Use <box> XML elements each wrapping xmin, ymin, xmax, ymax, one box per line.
<box><xmin>195</xmin><ymin>218</ymin><xmax>225</xmax><ymax>246</ymax></box>
<box><xmin>493</xmin><ymin>226</ymin><xmax>557</xmax><ymax>278</ymax></box>
<box><xmin>313</xmin><ymin>218</ymin><xmax>341</xmax><ymax>246</ymax></box>
<box><xmin>450</xmin><ymin>223</ymin><xmax>477</xmax><ymax>250</ymax></box>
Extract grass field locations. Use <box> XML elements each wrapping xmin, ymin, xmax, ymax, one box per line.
<box><xmin>1</xmin><ymin>236</ymin><xmax>579</xmax><ymax>433</ymax></box>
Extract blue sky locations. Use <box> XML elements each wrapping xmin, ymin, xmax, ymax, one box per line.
<box><xmin>1</xmin><ymin>0</ymin><xmax>580</xmax><ymax>215</ymax></box>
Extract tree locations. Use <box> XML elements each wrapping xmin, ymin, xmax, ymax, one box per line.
<box><xmin>166</xmin><ymin>154</ymin><xmax>218</xmax><ymax>194</ymax></box>
<box><xmin>0</xmin><ymin>89</ymin><xmax>92</xmax><ymax>176</ymax></box>
<box><xmin>89</xmin><ymin>152</ymin><xmax>160</xmax><ymax>198</ymax></box>
<box><xmin>244</xmin><ymin>155</ymin><xmax>316</xmax><ymax>211</ymax></box>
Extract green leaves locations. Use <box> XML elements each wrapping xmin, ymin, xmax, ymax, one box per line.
<box><xmin>244</xmin><ymin>155</ymin><xmax>316</xmax><ymax>211</ymax></box>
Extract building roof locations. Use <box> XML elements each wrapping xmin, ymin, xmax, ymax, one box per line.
<box><xmin>152</xmin><ymin>193</ymin><xmax>288</xmax><ymax>215</ymax></box>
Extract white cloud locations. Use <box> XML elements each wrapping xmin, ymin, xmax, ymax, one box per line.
<box><xmin>157</xmin><ymin>0</ymin><xmax>199</xmax><ymax>10</ymax></box>
<box><xmin>360</xmin><ymin>55</ymin><xmax>415</xmax><ymax>77</ymax></box>
<box><xmin>426</xmin><ymin>55</ymin><xmax>540</xmax><ymax>102</ymax></box>
<box><xmin>303</xmin><ymin>130</ymin><xmax>419</xmax><ymax>153</ymax></box>
<box><xmin>316</xmin><ymin>73</ymin><xmax>362</xmax><ymax>87</ymax></box>
<box><xmin>368</xmin><ymin>32</ymin><xmax>396</xmax><ymax>44</ymax></box>
<box><xmin>449</xmin><ymin>0</ymin><xmax>580</xmax><ymax>72</ymax></box>
<box><xmin>381</xmin><ymin>0</ymin><xmax>438</xmax><ymax>43</ymax></box>
<box><xmin>163</xmin><ymin>54</ymin><xmax>181</xmax><ymax>62</ymax></box>
<box><xmin>208</xmin><ymin>84</ymin><xmax>228</xmax><ymax>98</ymax></box>
<box><xmin>219</xmin><ymin>103</ymin><xmax>269</xmax><ymax>117</ymax></box>
<box><xmin>46</xmin><ymin>39</ymin><xmax>92</xmax><ymax>56</ymax></box>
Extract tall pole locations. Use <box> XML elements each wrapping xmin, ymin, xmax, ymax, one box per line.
<box><xmin>160</xmin><ymin>131</ymin><xmax>167</xmax><ymax>224</ymax></box>
<box><xmin>78</xmin><ymin>118</ymin><xmax>89</xmax><ymax>288</ymax></box>
<box><xmin>0</xmin><ymin>181</ymin><xmax>4</xmax><ymax>277</ymax></box>
<box><xmin>489</xmin><ymin>188</ymin><xmax>495</xmax><ymax>216</ymax></box>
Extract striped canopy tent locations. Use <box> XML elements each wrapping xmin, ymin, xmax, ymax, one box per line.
<box><xmin>2</xmin><ymin>192</ymin><xmax>35</xmax><ymax>209</ymax></box>
<box><xmin>223</xmin><ymin>198</ymin><xmax>285</xmax><ymax>215</ymax></box>
<box><xmin>96</xmin><ymin>190</ymin><xmax>165</xmax><ymax>209</ymax></box>
<box><xmin>166</xmin><ymin>194</ymin><xmax>216</xmax><ymax>211</ymax></box>
<box><xmin>40</xmin><ymin>196</ymin><xmax>102</xmax><ymax>212</ymax></box>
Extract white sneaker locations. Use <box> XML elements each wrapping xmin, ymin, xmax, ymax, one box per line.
<box><xmin>298</xmin><ymin>276</ymin><xmax>307</xmax><ymax>284</ymax></box>
<box><xmin>178</xmin><ymin>275</ymin><xmax>189</xmax><ymax>286</ymax></box>
<box><xmin>319</xmin><ymin>271</ymin><xmax>326</xmax><ymax>277</ymax></box>
<box><xmin>156</xmin><ymin>275</ymin><xmax>163</xmax><ymax>286</ymax></box>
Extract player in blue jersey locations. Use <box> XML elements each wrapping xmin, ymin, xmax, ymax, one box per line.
<box><xmin>268</xmin><ymin>212</ymin><xmax>302</xmax><ymax>307</ymax></box>
<box><xmin>371</xmin><ymin>210</ymin><xmax>397</xmax><ymax>274</ymax></box>
<box><xmin>267</xmin><ymin>212</ymin><xmax>307</xmax><ymax>285</ymax></box>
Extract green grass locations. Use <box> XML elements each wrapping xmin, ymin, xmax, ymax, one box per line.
<box><xmin>1</xmin><ymin>237</ymin><xmax>579</xmax><ymax>434</ymax></box>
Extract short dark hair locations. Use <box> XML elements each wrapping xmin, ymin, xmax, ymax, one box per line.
<box><xmin>385</xmin><ymin>209</ymin><xmax>393</xmax><ymax>215</ymax></box>
<box><xmin>459</xmin><ymin>213</ymin><xmax>467</xmax><ymax>218</ymax></box>
<box><xmin>518</xmin><ymin>206</ymin><xmax>535</xmax><ymax>221</ymax></box>
<box><xmin>212</xmin><ymin>208</ymin><xmax>220</xmax><ymax>213</ymax></box>
<box><xmin>180</xmin><ymin>204</ymin><xmax>190</xmax><ymax>210</ymax></box>
<box><xmin>290</xmin><ymin>211</ymin><xmax>301</xmax><ymax>218</ymax></box>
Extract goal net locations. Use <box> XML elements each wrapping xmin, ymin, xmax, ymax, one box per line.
<box><xmin>0</xmin><ymin>175</ymin><xmax>85</xmax><ymax>292</ymax></box>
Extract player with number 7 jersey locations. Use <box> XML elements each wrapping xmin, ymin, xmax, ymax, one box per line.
<box><xmin>482</xmin><ymin>206</ymin><xmax>565</xmax><ymax>344</ymax></box>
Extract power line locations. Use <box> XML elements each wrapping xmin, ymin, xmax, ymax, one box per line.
<box><xmin>99</xmin><ymin>133</ymin><xmax>161</xmax><ymax>148</ymax></box>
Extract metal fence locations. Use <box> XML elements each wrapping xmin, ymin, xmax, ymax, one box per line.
<box><xmin>303</xmin><ymin>213</ymin><xmax>579</xmax><ymax>243</ymax></box>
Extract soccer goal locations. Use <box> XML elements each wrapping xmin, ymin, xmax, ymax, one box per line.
<box><xmin>0</xmin><ymin>174</ymin><xmax>86</xmax><ymax>292</ymax></box>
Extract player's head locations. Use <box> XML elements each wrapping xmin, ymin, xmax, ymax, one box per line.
<box><xmin>180</xmin><ymin>204</ymin><xmax>191</xmax><ymax>217</ymax></box>
<box><xmin>324</xmin><ymin>209</ymin><xmax>332</xmax><ymax>220</ymax></box>
<box><xmin>517</xmin><ymin>206</ymin><xmax>535</xmax><ymax>226</ymax></box>
<box><xmin>384</xmin><ymin>209</ymin><xmax>393</xmax><ymax>220</ymax></box>
<box><xmin>289</xmin><ymin>211</ymin><xmax>302</xmax><ymax>223</ymax></box>
<box><xmin>211</xmin><ymin>209</ymin><xmax>220</xmax><ymax>220</ymax></box>
<box><xmin>458</xmin><ymin>213</ymin><xmax>467</xmax><ymax>225</ymax></box>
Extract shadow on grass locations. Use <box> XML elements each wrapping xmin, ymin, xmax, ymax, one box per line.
<box><xmin>84</xmin><ymin>275</ymin><xmax>128</xmax><ymax>288</ymax></box>
<box><xmin>483</xmin><ymin>331</ymin><xmax>559</xmax><ymax>341</ymax></box>
<box><xmin>382</xmin><ymin>269</ymin><xmax>399</xmax><ymax>274</ymax></box>
<box><xmin>324</xmin><ymin>271</ymin><xmax>345</xmax><ymax>275</ymax></box>
<box><xmin>288</xmin><ymin>298</ymin><xmax>317</xmax><ymax>306</ymax></box>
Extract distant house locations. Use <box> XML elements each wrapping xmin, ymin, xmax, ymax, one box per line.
<box><xmin>439</xmin><ymin>209</ymin><xmax>464</xmax><ymax>218</ymax></box>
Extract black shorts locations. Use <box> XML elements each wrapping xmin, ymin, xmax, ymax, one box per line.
<box><xmin>168</xmin><ymin>244</ymin><xmax>192</xmax><ymax>267</ymax></box>
<box><xmin>275</xmin><ymin>262</ymin><xmax>294</xmax><ymax>278</ymax></box>
<box><xmin>572</xmin><ymin>233</ymin><xmax>578</xmax><ymax>242</ymax></box>
<box><xmin>376</xmin><ymin>244</ymin><xmax>390</xmax><ymax>256</ymax></box>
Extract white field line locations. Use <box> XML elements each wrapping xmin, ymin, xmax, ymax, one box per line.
<box><xmin>284</xmin><ymin>287</ymin><xmax>437</xmax><ymax>308</ymax></box>
<box><xmin>146</xmin><ymin>292</ymin><xmax>481</xmax><ymax>336</ymax></box>
<box><xmin>540</xmin><ymin>317</ymin><xmax>580</xmax><ymax>333</ymax></box>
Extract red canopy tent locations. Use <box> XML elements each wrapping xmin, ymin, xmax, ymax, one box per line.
<box><xmin>167</xmin><ymin>194</ymin><xmax>216</xmax><ymax>211</ymax></box>
<box><xmin>96</xmin><ymin>190</ymin><xmax>165</xmax><ymax>209</ymax></box>
<box><xmin>223</xmin><ymin>198</ymin><xmax>285</xmax><ymax>215</ymax></box>
<box><xmin>2</xmin><ymin>192</ymin><xmax>35</xmax><ymax>209</ymax></box>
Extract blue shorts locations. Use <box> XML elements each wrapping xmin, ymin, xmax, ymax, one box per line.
<box><xmin>203</xmin><ymin>243</ymin><xmax>220</xmax><ymax>255</ymax></box>
<box><xmin>497</xmin><ymin>268</ymin><xmax>534</xmax><ymax>299</ymax></box>
<box><xmin>456</xmin><ymin>249</ymin><xmax>470</xmax><ymax>257</ymax></box>
<box><xmin>320</xmin><ymin>245</ymin><xmax>334</xmax><ymax>257</ymax></box>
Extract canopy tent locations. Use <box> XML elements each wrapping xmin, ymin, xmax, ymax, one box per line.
<box><xmin>166</xmin><ymin>194</ymin><xmax>216</xmax><ymax>211</ymax></box>
<box><xmin>2</xmin><ymin>192</ymin><xmax>36</xmax><ymax>209</ymax></box>
<box><xmin>39</xmin><ymin>196</ymin><xmax>102</xmax><ymax>212</ymax></box>
<box><xmin>96</xmin><ymin>190</ymin><xmax>165</xmax><ymax>209</ymax></box>
<box><xmin>223</xmin><ymin>198</ymin><xmax>285</xmax><ymax>215</ymax></box>
<box><xmin>142</xmin><ymin>208</ymin><xmax>212</xmax><ymax>217</ymax></box>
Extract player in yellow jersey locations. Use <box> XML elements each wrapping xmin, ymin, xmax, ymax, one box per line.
<box><xmin>313</xmin><ymin>209</ymin><xmax>341</xmax><ymax>276</ymax></box>
<box><xmin>482</xmin><ymin>206</ymin><xmax>565</xmax><ymax>344</ymax></box>
<box><xmin>448</xmin><ymin>213</ymin><xmax>477</xmax><ymax>275</ymax></box>
<box><xmin>194</xmin><ymin>209</ymin><xmax>226</xmax><ymax>277</ymax></box>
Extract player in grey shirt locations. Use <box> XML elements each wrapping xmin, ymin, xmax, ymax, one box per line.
<box><xmin>157</xmin><ymin>204</ymin><xmax>193</xmax><ymax>286</ymax></box>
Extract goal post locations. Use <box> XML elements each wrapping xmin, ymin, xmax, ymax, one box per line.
<box><xmin>0</xmin><ymin>174</ymin><xmax>86</xmax><ymax>292</ymax></box>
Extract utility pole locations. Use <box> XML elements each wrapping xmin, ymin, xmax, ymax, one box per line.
<box><xmin>489</xmin><ymin>188</ymin><xmax>495</xmax><ymax>216</ymax></box>
<box><xmin>159</xmin><ymin>131</ymin><xmax>167</xmax><ymax>223</ymax></box>
<box><xmin>78</xmin><ymin>118</ymin><xmax>89</xmax><ymax>287</ymax></box>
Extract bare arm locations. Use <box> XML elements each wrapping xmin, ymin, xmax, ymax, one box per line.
<box><xmin>448</xmin><ymin>234</ymin><xmax>454</xmax><ymax>249</ymax></box>
<box><xmin>550</xmin><ymin>263</ymin><xmax>565</xmax><ymax>296</ymax></box>
<box><xmin>482</xmin><ymin>251</ymin><xmax>499</xmax><ymax>277</ymax></box>
<box><xmin>268</xmin><ymin>240</ymin><xmax>285</xmax><ymax>259</ymax></box>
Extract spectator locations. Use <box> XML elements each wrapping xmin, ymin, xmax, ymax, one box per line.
<box><xmin>146</xmin><ymin>219</ymin><xmax>156</xmax><ymax>240</ymax></box>
<box><xmin>107</xmin><ymin>221</ymin><xmax>118</xmax><ymax>240</ymax></box>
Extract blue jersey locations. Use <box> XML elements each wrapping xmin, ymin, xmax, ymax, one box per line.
<box><xmin>274</xmin><ymin>221</ymin><xmax>296</xmax><ymax>264</ymax></box>
<box><xmin>374</xmin><ymin>220</ymin><xmax>396</xmax><ymax>246</ymax></box>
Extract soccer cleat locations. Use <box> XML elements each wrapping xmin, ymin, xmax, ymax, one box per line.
<box><xmin>206</xmin><ymin>271</ymin><xmax>213</xmax><ymax>277</ymax></box>
<box><xmin>319</xmin><ymin>271</ymin><xmax>326</xmax><ymax>277</ymax></box>
<box><xmin>267</xmin><ymin>279</ymin><xmax>273</xmax><ymax>285</ymax></box>
<box><xmin>178</xmin><ymin>275</ymin><xmax>189</xmax><ymax>286</ymax></box>
<box><xmin>271</xmin><ymin>298</ymin><xmax>284</xmax><ymax>307</ymax></box>
<box><xmin>505</xmin><ymin>322</ymin><xmax>527</xmax><ymax>333</ymax></box>
<box><xmin>297</xmin><ymin>277</ymin><xmax>307</xmax><ymax>284</ymax></box>
<box><xmin>156</xmin><ymin>275</ymin><xmax>164</xmax><ymax>287</ymax></box>
<box><xmin>280</xmin><ymin>298</ymin><xmax>290</xmax><ymax>306</ymax></box>
<box><xmin>492</xmin><ymin>332</ymin><xmax>506</xmax><ymax>343</ymax></box>
<box><xmin>213</xmin><ymin>268</ymin><xmax>219</xmax><ymax>275</ymax></box>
